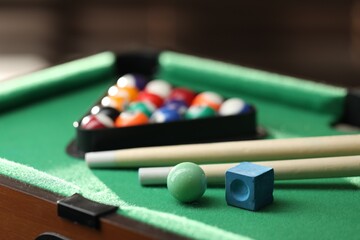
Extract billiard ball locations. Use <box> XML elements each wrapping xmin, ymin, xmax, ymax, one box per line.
<box><xmin>164</xmin><ymin>100</ymin><xmax>188</xmax><ymax>115</ymax></box>
<box><xmin>97</xmin><ymin>107</ymin><xmax>120</xmax><ymax>121</ymax></box>
<box><xmin>191</xmin><ymin>91</ymin><xmax>223</xmax><ymax>111</ymax></box>
<box><xmin>136</xmin><ymin>91</ymin><xmax>164</xmax><ymax>108</ymax></box>
<box><xmin>116</xmin><ymin>73</ymin><xmax>147</xmax><ymax>90</ymax></box>
<box><xmin>81</xmin><ymin>114</ymin><xmax>114</xmax><ymax>129</ymax></box>
<box><xmin>145</xmin><ymin>80</ymin><xmax>172</xmax><ymax>99</ymax></box>
<box><xmin>219</xmin><ymin>98</ymin><xmax>251</xmax><ymax>116</ymax></box>
<box><xmin>168</xmin><ymin>88</ymin><xmax>196</xmax><ymax>106</ymax></box>
<box><xmin>108</xmin><ymin>86</ymin><xmax>138</xmax><ymax>102</ymax></box>
<box><xmin>185</xmin><ymin>105</ymin><xmax>216</xmax><ymax>120</ymax></box>
<box><xmin>150</xmin><ymin>107</ymin><xmax>182</xmax><ymax>123</ymax></box>
<box><xmin>126</xmin><ymin>101</ymin><xmax>155</xmax><ymax>117</ymax></box>
<box><xmin>167</xmin><ymin>162</ymin><xmax>207</xmax><ymax>203</ymax></box>
<box><xmin>114</xmin><ymin>111</ymin><xmax>148</xmax><ymax>127</ymax></box>
<box><xmin>101</xmin><ymin>96</ymin><xmax>128</xmax><ymax>111</ymax></box>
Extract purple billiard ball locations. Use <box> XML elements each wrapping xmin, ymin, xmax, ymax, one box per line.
<box><xmin>117</xmin><ymin>73</ymin><xmax>147</xmax><ymax>90</ymax></box>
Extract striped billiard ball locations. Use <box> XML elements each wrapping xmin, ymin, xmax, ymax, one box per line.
<box><xmin>191</xmin><ymin>91</ymin><xmax>223</xmax><ymax>111</ymax></box>
<box><xmin>185</xmin><ymin>105</ymin><xmax>216</xmax><ymax>120</ymax></box>
<box><xmin>145</xmin><ymin>80</ymin><xmax>172</xmax><ymax>99</ymax></box>
<box><xmin>219</xmin><ymin>98</ymin><xmax>251</xmax><ymax>116</ymax></box>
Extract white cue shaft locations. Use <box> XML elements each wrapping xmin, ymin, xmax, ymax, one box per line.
<box><xmin>139</xmin><ymin>155</ymin><xmax>360</xmax><ymax>186</ymax></box>
<box><xmin>86</xmin><ymin>134</ymin><xmax>360</xmax><ymax>168</ymax></box>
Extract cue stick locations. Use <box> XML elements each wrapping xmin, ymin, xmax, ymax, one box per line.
<box><xmin>86</xmin><ymin>134</ymin><xmax>360</xmax><ymax>168</ymax></box>
<box><xmin>138</xmin><ymin>155</ymin><xmax>360</xmax><ymax>186</ymax></box>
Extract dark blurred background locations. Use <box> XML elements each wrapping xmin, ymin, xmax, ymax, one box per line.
<box><xmin>0</xmin><ymin>0</ymin><xmax>359</xmax><ymax>87</ymax></box>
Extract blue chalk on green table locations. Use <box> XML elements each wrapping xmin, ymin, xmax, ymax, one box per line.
<box><xmin>225</xmin><ymin>162</ymin><xmax>274</xmax><ymax>211</ymax></box>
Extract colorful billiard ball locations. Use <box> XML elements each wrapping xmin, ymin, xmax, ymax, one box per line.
<box><xmin>168</xmin><ymin>88</ymin><xmax>196</xmax><ymax>106</ymax></box>
<box><xmin>150</xmin><ymin>107</ymin><xmax>182</xmax><ymax>123</ymax></box>
<box><xmin>136</xmin><ymin>91</ymin><xmax>164</xmax><ymax>108</ymax></box>
<box><xmin>164</xmin><ymin>99</ymin><xmax>188</xmax><ymax>115</ymax></box>
<box><xmin>116</xmin><ymin>73</ymin><xmax>147</xmax><ymax>90</ymax></box>
<box><xmin>101</xmin><ymin>96</ymin><xmax>128</xmax><ymax>111</ymax></box>
<box><xmin>191</xmin><ymin>91</ymin><xmax>223</xmax><ymax>111</ymax></box>
<box><xmin>114</xmin><ymin>111</ymin><xmax>148</xmax><ymax>127</ymax></box>
<box><xmin>167</xmin><ymin>162</ymin><xmax>207</xmax><ymax>203</ymax></box>
<box><xmin>219</xmin><ymin>98</ymin><xmax>251</xmax><ymax>116</ymax></box>
<box><xmin>81</xmin><ymin>114</ymin><xmax>114</xmax><ymax>129</ymax></box>
<box><xmin>107</xmin><ymin>86</ymin><xmax>138</xmax><ymax>102</ymax></box>
<box><xmin>145</xmin><ymin>80</ymin><xmax>172</xmax><ymax>99</ymax></box>
<box><xmin>185</xmin><ymin>105</ymin><xmax>216</xmax><ymax>120</ymax></box>
<box><xmin>126</xmin><ymin>101</ymin><xmax>155</xmax><ymax>117</ymax></box>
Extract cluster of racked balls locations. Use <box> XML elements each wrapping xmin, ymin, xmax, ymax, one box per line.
<box><xmin>80</xmin><ymin>73</ymin><xmax>251</xmax><ymax>130</ymax></box>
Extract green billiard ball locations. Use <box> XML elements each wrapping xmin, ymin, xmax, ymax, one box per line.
<box><xmin>126</xmin><ymin>101</ymin><xmax>155</xmax><ymax>117</ymax></box>
<box><xmin>185</xmin><ymin>105</ymin><xmax>216</xmax><ymax>120</ymax></box>
<box><xmin>167</xmin><ymin>162</ymin><xmax>207</xmax><ymax>203</ymax></box>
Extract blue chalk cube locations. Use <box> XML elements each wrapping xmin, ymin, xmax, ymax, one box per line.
<box><xmin>225</xmin><ymin>162</ymin><xmax>274</xmax><ymax>211</ymax></box>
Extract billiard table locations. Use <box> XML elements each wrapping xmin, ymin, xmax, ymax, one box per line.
<box><xmin>0</xmin><ymin>51</ymin><xmax>359</xmax><ymax>240</ymax></box>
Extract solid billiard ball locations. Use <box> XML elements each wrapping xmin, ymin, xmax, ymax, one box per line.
<box><xmin>168</xmin><ymin>88</ymin><xmax>196</xmax><ymax>106</ymax></box>
<box><xmin>101</xmin><ymin>96</ymin><xmax>128</xmax><ymax>111</ymax></box>
<box><xmin>150</xmin><ymin>107</ymin><xmax>182</xmax><ymax>123</ymax></box>
<box><xmin>108</xmin><ymin>86</ymin><xmax>138</xmax><ymax>102</ymax></box>
<box><xmin>136</xmin><ymin>91</ymin><xmax>164</xmax><ymax>108</ymax></box>
<box><xmin>167</xmin><ymin>162</ymin><xmax>207</xmax><ymax>203</ymax></box>
<box><xmin>219</xmin><ymin>98</ymin><xmax>251</xmax><ymax>116</ymax></box>
<box><xmin>145</xmin><ymin>80</ymin><xmax>172</xmax><ymax>99</ymax></box>
<box><xmin>114</xmin><ymin>111</ymin><xmax>148</xmax><ymax>127</ymax></box>
<box><xmin>81</xmin><ymin>114</ymin><xmax>114</xmax><ymax>129</ymax></box>
<box><xmin>164</xmin><ymin>99</ymin><xmax>188</xmax><ymax>115</ymax></box>
<box><xmin>97</xmin><ymin>107</ymin><xmax>120</xmax><ymax>121</ymax></box>
<box><xmin>126</xmin><ymin>101</ymin><xmax>155</xmax><ymax>117</ymax></box>
<box><xmin>116</xmin><ymin>73</ymin><xmax>147</xmax><ymax>90</ymax></box>
<box><xmin>185</xmin><ymin>105</ymin><xmax>216</xmax><ymax>120</ymax></box>
<box><xmin>191</xmin><ymin>91</ymin><xmax>223</xmax><ymax>111</ymax></box>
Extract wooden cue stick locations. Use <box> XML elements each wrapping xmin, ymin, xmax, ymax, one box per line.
<box><xmin>139</xmin><ymin>155</ymin><xmax>360</xmax><ymax>186</ymax></box>
<box><xmin>86</xmin><ymin>134</ymin><xmax>360</xmax><ymax>168</ymax></box>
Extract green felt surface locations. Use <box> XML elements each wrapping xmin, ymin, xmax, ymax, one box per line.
<box><xmin>0</xmin><ymin>52</ymin><xmax>359</xmax><ymax>240</ymax></box>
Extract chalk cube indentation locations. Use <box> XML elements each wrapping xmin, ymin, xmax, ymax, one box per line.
<box><xmin>225</xmin><ymin>162</ymin><xmax>274</xmax><ymax>211</ymax></box>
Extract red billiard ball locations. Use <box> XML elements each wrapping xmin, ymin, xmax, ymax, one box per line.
<box><xmin>81</xmin><ymin>114</ymin><xmax>114</xmax><ymax>129</ymax></box>
<box><xmin>136</xmin><ymin>91</ymin><xmax>164</xmax><ymax>108</ymax></box>
<box><xmin>169</xmin><ymin>88</ymin><xmax>196</xmax><ymax>106</ymax></box>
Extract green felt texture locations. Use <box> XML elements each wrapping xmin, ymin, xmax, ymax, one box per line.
<box><xmin>157</xmin><ymin>51</ymin><xmax>346</xmax><ymax>117</ymax></box>
<box><xmin>0</xmin><ymin>52</ymin><xmax>116</xmax><ymax>112</ymax></box>
<box><xmin>0</xmin><ymin>52</ymin><xmax>359</xmax><ymax>240</ymax></box>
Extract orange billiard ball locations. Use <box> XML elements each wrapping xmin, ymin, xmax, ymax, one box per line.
<box><xmin>191</xmin><ymin>91</ymin><xmax>223</xmax><ymax>111</ymax></box>
<box><xmin>114</xmin><ymin>111</ymin><xmax>149</xmax><ymax>127</ymax></box>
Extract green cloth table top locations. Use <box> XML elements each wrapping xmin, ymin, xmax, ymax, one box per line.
<box><xmin>0</xmin><ymin>52</ymin><xmax>359</xmax><ymax>240</ymax></box>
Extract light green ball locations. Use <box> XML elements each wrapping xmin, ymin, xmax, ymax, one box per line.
<box><xmin>167</xmin><ymin>162</ymin><xmax>207</xmax><ymax>203</ymax></box>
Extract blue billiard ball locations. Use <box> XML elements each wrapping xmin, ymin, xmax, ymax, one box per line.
<box><xmin>164</xmin><ymin>100</ymin><xmax>188</xmax><ymax>115</ymax></box>
<box><xmin>150</xmin><ymin>107</ymin><xmax>182</xmax><ymax>123</ymax></box>
<box><xmin>219</xmin><ymin>98</ymin><xmax>251</xmax><ymax>116</ymax></box>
